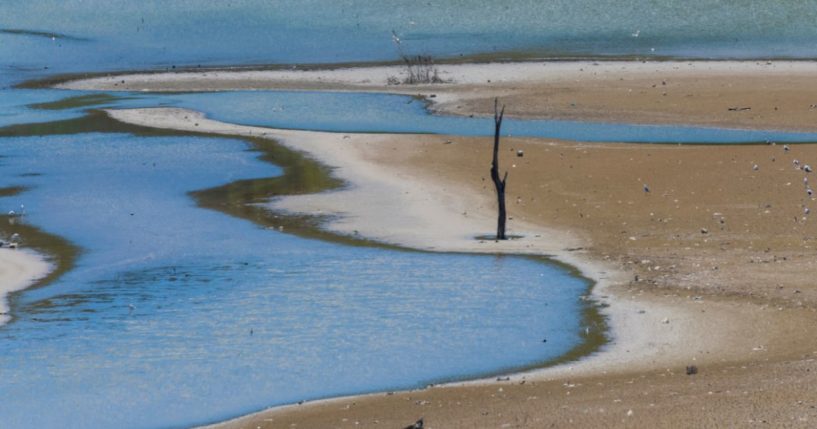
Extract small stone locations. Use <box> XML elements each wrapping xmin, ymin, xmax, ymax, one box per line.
<box><xmin>403</xmin><ymin>418</ymin><xmax>424</xmax><ymax>429</ymax></box>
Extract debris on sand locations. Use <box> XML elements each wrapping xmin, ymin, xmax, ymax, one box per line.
<box><xmin>404</xmin><ymin>417</ymin><xmax>424</xmax><ymax>429</ymax></box>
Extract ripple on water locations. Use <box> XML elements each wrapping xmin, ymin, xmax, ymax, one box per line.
<box><xmin>0</xmin><ymin>132</ymin><xmax>593</xmax><ymax>429</ymax></box>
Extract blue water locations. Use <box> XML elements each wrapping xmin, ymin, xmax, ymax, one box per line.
<box><xmin>0</xmin><ymin>133</ymin><xmax>588</xmax><ymax>429</ymax></box>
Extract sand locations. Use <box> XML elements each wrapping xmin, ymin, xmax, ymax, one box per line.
<box><xmin>62</xmin><ymin>60</ymin><xmax>817</xmax><ymax>132</ymax></box>
<box><xmin>105</xmin><ymin>107</ymin><xmax>817</xmax><ymax>428</ymax></box>
<box><xmin>0</xmin><ymin>248</ymin><xmax>51</xmax><ymax>326</ymax></box>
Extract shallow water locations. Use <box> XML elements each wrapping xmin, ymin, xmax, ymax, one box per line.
<box><xmin>0</xmin><ymin>133</ymin><xmax>590</xmax><ymax>429</ymax></box>
<box><xmin>7</xmin><ymin>88</ymin><xmax>817</xmax><ymax>144</ymax></box>
<box><xmin>5</xmin><ymin>0</ymin><xmax>817</xmax><ymax>88</ymax></box>
<box><xmin>164</xmin><ymin>90</ymin><xmax>817</xmax><ymax>143</ymax></box>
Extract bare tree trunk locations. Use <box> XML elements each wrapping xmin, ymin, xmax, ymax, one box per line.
<box><xmin>490</xmin><ymin>98</ymin><xmax>508</xmax><ymax>240</ymax></box>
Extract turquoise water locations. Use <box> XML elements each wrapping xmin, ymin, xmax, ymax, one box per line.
<box><xmin>165</xmin><ymin>91</ymin><xmax>817</xmax><ymax>144</ymax></box>
<box><xmin>4</xmin><ymin>0</ymin><xmax>817</xmax><ymax>88</ymax></box>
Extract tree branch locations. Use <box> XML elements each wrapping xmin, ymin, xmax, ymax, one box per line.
<box><xmin>490</xmin><ymin>97</ymin><xmax>508</xmax><ymax>240</ymax></box>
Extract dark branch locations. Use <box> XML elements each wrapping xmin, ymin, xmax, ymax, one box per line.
<box><xmin>490</xmin><ymin>97</ymin><xmax>508</xmax><ymax>240</ymax></box>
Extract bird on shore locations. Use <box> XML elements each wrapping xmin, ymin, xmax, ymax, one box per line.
<box><xmin>805</xmin><ymin>164</ymin><xmax>813</xmax><ymax>173</ymax></box>
<box><xmin>784</xmin><ymin>144</ymin><xmax>791</xmax><ymax>152</ymax></box>
<box><xmin>7</xmin><ymin>233</ymin><xmax>20</xmax><ymax>249</ymax></box>
<box><xmin>643</xmin><ymin>184</ymin><xmax>650</xmax><ymax>193</ymax></box>
<box><xmin>7</xmin><ymin>205</ymin><xmax>25</xmax><ymax>220</ymax></box>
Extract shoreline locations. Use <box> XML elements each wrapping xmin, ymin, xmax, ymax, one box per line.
<box><xmin>0</xmin><ymin>102</ymin><xmax>612</xmax><ymax>422</ymax></box>
<box><xmin>207</xmin><ymin>125</ymin><xmax>817</xmax><ymax>427</ymax></box>
<box><xmin>0</xmin><ymin>248</ymin><xmax>52</xmax><ymax>326</ymax></box>
<box><xmin>100</xmin><ymin>108</ymin><xmax>815</xmax><ymax>428</ymax></box>
<box><xmin>23</xmin><ymin>55</ymin><xmax>817</xmax><ymax>90</ymax></box>
<box><xmin>58</xmin><ymin>60</ymin><xmax>817</xmax><ymax>133</ymax></box>
<box><xmin>104</xmin><ymin>107</ymin><xmax>626</xmax><ymax>417</ymax></box>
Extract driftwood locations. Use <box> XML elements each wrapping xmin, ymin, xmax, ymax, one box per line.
<box><xmin>390</xmin><ymin>30</ymin><xmax>442</xmax><ymax>84</ymax></box>
<box><xmin>490</xmin><ymin>98</ymin><xmax>508</xmax><ymax>240</ymax></box>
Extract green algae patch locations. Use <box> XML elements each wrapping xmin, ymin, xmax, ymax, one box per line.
<box><xmin>0</xmin><ymin>186</ymin><xmax>27</xmax><ymax>197</ymax></box>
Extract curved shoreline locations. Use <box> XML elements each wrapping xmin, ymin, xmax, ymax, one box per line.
<box><xmin>0</xmin><ymin>104</ymin><xmax>608</xmax><ymax>427</ymax></box>
<box><xmin>0</xmin><ymin>192</ymin><xmax>77</xmax><ymax>328</ymax></box>
<box><xmin>99</xmin><ymin>108</ymin><xmax>803</xmax><ymax>429</ymax></box>
<box><xmin>104</xmin><ymin>108</ymin><xmax>621</xmax><ymax>418</ymax></box>
<box><xmin>200</xmin><ymin>117</ymin><xmax>817</xmax><ymax>427</ymax></box>
<box><xmin>16</xmin><ymin>59</ymin><xmax>817</xmax><ymax>426</ymax></box>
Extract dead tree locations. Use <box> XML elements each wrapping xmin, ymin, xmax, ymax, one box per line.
<box><xmin>490</xmin><ymin>98</ymin><xmax>508</xmax><ymax>240</ymax></box>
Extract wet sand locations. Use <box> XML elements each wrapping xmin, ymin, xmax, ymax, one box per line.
<box><xmin>105</xmin><ymin>107</ymin><xmax>817</xmax><ymax>428</ymax></box>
